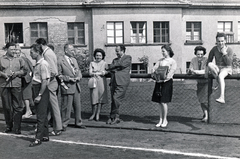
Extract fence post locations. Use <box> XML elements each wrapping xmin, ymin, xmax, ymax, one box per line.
<box><xmin>207</xmin><ymin>76</ymin><xmax>213</xmax><ymax>124</ymax></box>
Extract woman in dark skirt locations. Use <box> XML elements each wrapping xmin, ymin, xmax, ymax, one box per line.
<box><xmin>151</xmin><ymin>45</ymin><xmax>177</xmax><ymax>128</ymax></box>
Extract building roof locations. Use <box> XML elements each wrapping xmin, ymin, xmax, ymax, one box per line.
<box><xmin>0</xmin><ymin>0</ymin><xmax>239</xmax><ymax>8</ymax></box>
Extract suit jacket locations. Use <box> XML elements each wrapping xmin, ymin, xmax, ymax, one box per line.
<box><xmin>57</xmin><ymin>55</ymin><xmax>82</xmax><ymax>95</ymax></box>
<box><xmin>108</xmin><ymin>54</ymin><xmax>132</xmax><ymax>86</ymax></box>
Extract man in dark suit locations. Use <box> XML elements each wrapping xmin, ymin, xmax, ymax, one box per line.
<box><xmin>106</xmin><ymin>45</ymin><xmax>132</xmax><ymax>125</ymax></box>
<box><xmin>58</xmin><ymin>43</ymin><xmax>85</xmax><ymax>131</ymax></box>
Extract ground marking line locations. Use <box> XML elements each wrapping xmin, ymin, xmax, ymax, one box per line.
<box><xmin>0</xmin><ymin>132</ymin><xmax>239</xmax><ymax>159</ymax></box>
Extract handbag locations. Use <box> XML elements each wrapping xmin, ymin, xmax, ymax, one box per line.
<box><xmin>153</xmin><ymin>66</ymin><xmax>169</xmax><ymax>81</ymax></box>
<box><xmin>88</xmin><ymin>77</ymin><xmax>97</xmax><ymax>89</ymax></box>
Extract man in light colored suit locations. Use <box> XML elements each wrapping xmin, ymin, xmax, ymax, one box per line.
<box><xmin>58</xmin><ymin>43</ymin><xmax>85</xmax><ymax>131</ymax></box>
<box><xmin>35</xmin><ymin>38</ymin><xmax>62</xmax><ymax>135</ymax></box>
<box><xmin>106</xmin><ymin>45</ymin><xmax>132</xmax><ymax>125</ymax></box>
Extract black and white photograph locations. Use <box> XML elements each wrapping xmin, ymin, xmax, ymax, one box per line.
<box><xmin>0</xmin><ymin>0</ymin><xmax>240</xmax><ymax>158</ymax></box>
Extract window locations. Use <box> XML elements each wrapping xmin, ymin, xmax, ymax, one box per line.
<box><xmin>5</xmin><ymin>23</ymin><xmax>23</xmax><ymax>43</ymax></box>
<box><xmin>238</xmin><ymin>22</ymin><xmax>240</xmax><ymax>42</ymax></box>
<box><xmin>131</xmin><ymin>63</ymin><xmax>147</xmax><ymax>74</ymax></box>
<box><xmin>68</xmin><ymin>22</ymin><xmax>85</xmax><ymax>45</ymax></box>
<box><xmin>130</xmin><ymin>22</ymin><xmax>146</xmax><ymax>44</ymax></box>
<box><xmin>218</xmin><ymin>21</ymin><xmax>233</xmax><ymax>43</ymax></box>
<box><xmin>186</xmin><ymin>22</ymin><xmax>201</xmax><ymax>41</ymax></box>
<box><xmin>30</xmin><ymin>22</ymin><xmax>48</xmax><ymax>44</ymax></box>
<box><xmin>107</xmin><ymin>22</ymin><xmax>123</xmax><ymax>44</ymax></box>
<box><xmin>153</xmin><ymin>22</ymin><xmax>169</xmax><ymax>43</ymax></box>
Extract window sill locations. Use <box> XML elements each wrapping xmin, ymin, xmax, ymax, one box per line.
<box><xmin>225</xmin><ymin>42</ymin><xmax>240</xmax><ymax>45</ymax></box>
<box><xmin>73</xmin><ymin>44</ymin><xmax>87</xmax><ymax>47</ymax></box>
<box><xmin>184</xmin><ymin>41</ymin><xmax>203</xmax><ymax>45</ymax></box>
<box><xmin>105</xmin><ymin>43</ymin><xmax>170</xmax><ymax>47</ymax></box>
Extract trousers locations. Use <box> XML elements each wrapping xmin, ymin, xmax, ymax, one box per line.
<box><xmin>32</xmin><ymin>84</ymin><xmax>49</xmax><ymax>140</ymax></box>
<box><xmin>1</xmin><ymin>87</ymin><xmax>23</xmax><ymax>130</ymax></box>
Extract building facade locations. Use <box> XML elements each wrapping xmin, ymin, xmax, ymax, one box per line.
<box><xmin>0</xmin><ymin>0</ymin><xmax>240</xmax><ymax>73</ymax></box>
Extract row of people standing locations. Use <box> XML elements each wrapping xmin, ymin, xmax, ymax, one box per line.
<box><xmin>87</xmin><ymin>32</ymin><xmax>232</xmax><ymax>129</ymax></box>
<box><xmin>0</xmin><ymin>39</ymin><xmax>86</xmax><ymax>147</ymax></box>
<box><xmin>0</xmin><ymin>32</ymin><xmax>232</xmax><ymax>145</ymax></box>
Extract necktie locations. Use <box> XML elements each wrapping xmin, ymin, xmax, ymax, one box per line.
<box><xmin>68</xmin><ymin>57</ymin><xmax>76</xmax><ymax>75</ymax></box>
<box><xmin>198</xmin><ymin>61</ymin><xmax>202</xmax><ymax>70</ymax></box>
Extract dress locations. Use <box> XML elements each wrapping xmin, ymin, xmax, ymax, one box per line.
<box><xmin>21</xmin><ymin>55</ymin><xmax>33</xmax><ymax>100</ymax></box>
<box><xmin>89</xmin><ymin>60</ymin><xmax>108</xmax><ymax>105</ymax></box>
<box><xmin>151</xmin><ymin>57</ymin><xmax>177</xmax><ymax>103</ymax></box>
<box><xmin>189</xmin><ymin>57</ymin><xmax>208</xmax><ymax>104</ymax></box>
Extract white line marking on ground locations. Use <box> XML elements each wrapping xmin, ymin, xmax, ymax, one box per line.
<box><xmin>0</xmin><ymin>132</ymin><xmax>238</xmax><ymax>159</ymax></box>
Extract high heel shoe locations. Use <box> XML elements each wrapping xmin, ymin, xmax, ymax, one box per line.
<box><xmin>161</xmin><ymin>121</ymin><xmax>168</xmax><ymax>128</ymax></box>
<box><xmin>88</xmin><ymin>115</ymin><xmax>95</xmax><ymax>121</ymax></box>
<box><xmin>155</xmin><ymin>123</ymin><xmax>161</xmax><ymax>127</ymax></box>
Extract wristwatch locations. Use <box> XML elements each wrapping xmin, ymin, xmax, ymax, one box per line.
<box><xmin>38</xmin><ymin>93</ymin><xmax>42</xmax><ymax>97</ymax></box>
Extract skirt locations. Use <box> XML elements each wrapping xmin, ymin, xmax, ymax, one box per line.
<box><xmin>152</xmin><ymin>79</ymin><xmax>173</xmax><ymax>103</ymax></box>
<box><xmin>197</xmin><ymin>82</ymin><xmax>208</xmax><ymax>104</ymax></box>
<box><xmin>22</xmin><ymin>80</ymin><xmax>32</xmax><ymax>100</ymax></box>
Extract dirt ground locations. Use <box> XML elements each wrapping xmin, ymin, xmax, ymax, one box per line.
<box><xmin>0</xmin><ymin>119</ymin><xmax>239</xmax><ymax>159</ymax></box>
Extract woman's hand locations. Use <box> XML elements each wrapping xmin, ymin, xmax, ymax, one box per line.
<box><xmin>34</xmin><ymin>96</ymin><xmax>41</xmax><ymax>103</ymax></box>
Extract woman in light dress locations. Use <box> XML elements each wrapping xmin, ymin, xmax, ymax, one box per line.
<box><xmin>88</xmin><ymin>48</ymin><xmax>108</xmax><ymax>121</ymax></box>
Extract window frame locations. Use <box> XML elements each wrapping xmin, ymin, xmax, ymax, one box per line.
<box><xmin>30</xmin><ymin>22</ymin><xmax>48</xmax><ymax>44</ymax></box>
<box><xmin>218</xmin><ymin>21</ymin><xmax>234</xmax><ymax>43</ymax></box>
<box><xmin>185</xmin><ymin>21</ymin><xmax>202</xmax><ymax>44</ymax></box>
<box><xmin>153</xmin><ymin>21</ymin><xmax>170</xmax><ymax>43</ymax></box>
<box><xmin>5</xmin><ymin>23</ymin><xmax>24</xmax><ymax>44</ymax></box>
<box><xmin>130</xmin><ymin>21</ymin><xmax>147</xmax><ymax>44</ymax></box>
<box><xmin>67</xmin><ymin>22</ymin><xmax>85</xmax><ymax>45</ymax></box>
<box><xmin>131</xmin><ymin>63</ymin><xmax>148</xmax><ymax>74</ymax></box>
<box><xmin>106</xmin><ymin>21</ymin><xmax>124</xmax><ymax>44</ymax></box>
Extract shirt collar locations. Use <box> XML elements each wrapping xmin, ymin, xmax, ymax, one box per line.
<box><xmin>36</xmin><ymin>58</ymin><xmax>44</xmax><ymax>65</ymax></box>
<box><xmin>43</xmin><ymin>47</ymin><xmax>49</xmax><ymax>55</ymax></box>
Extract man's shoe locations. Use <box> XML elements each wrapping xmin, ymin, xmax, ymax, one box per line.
<box><xmin>29</xmin><ymin>139</ymin><xmax>42</xmax><ymax>147</ymax></box>
<box><xmin>110</xmin><ymin>118</ymin><xmax>121</xmax><ymax>125</ymax></box>
<box><xmin>61</xmin><ymin>127</ymin><xmax>67</xmax><ymax>132</ymax></box>
<box><xmin>106</xmin><ymin>118</ymin><xmax>112</xmax><ymax>124</ymax></box>
<box><xmin>4</xmin><ymin>128</ymin><xmax>12</xmax><ymax>133</ymax></box>
<box><xmin>15</xmin><ymin>129</ymin><xmax>21</xmax><ymax>134</ymax></box>
<box><xmin>216</xmin><ymin>97</ymin><xmax>225</xmax><ymax>104</ymax></box>
<box><xmin>42</xmin><ymin>137</ymin><xmax>49</xmax><ymax>142</ymax></box>
<box><xmin>75</xmin><ymin>125</ymin><xmax>86</xmax><ymax>129</ymax></box>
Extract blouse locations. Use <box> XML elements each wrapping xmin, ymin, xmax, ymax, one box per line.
<box><xmin>151</xmin><ymin>57</ymin><xmax>177</xmax><ymax>82</ymax></box>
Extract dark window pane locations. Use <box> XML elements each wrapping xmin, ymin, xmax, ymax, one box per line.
<box><xmin>31</xmin><ymin>31</ymin><xmax>38</xmax><ymax>37</ymax></box>
<box><xmin>68</xmin><ymin>38</ymin><xmax>74</xmax><ymax>44</ymax></box>
<box><xmin>68</xmin><ymin>23</ymin><xmax>74</xmax><ymax>30</ymax></box>
<box><xmin>131</xmin><ymin>22</ymin><xmax>137</xmax><ymax>29</ymax></box>
<box><xmin>78</xmin><ymin>38</ymin><xmax>84</xmax><ymax>44</ymax></box>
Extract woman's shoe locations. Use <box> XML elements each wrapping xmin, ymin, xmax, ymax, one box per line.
<box><xmin>29</xmin><ymin>139</ymin><xmax>42</xmax><ymax>147</ymax></box>
<box><xmin>88</xmin><ymin>115</ymin><xmax>95</xmax><ymax>121</ymax></box>
<box><xmin>201</xmin><ymin>118</ymin><xmax>208</xmax><ymax>123</ymax></box>
<box><xmin>49</xmin><ymin>130</ymin><xmax>62</xmax><ymax>136</ymax></box>
<box><xmin>22</xmin><ymin>112</ymin><xmax>32</xmax><ymax>119</ymax></box>
<box><xmin>155</xmin><ymin>123</ymin><xmax>161</xmax><ymax>127</ymax></box>
<box><xmin>161</xmin><ymin>121</ymin><xmax>168</xmax><ymax>128</ymax></box>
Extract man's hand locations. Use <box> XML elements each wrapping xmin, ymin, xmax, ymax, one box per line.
<box><xmin>1</xmin><ymin>72</ymin><xmax>8</xmax><ymax>79</ymax></box>
<box><xmin>69</xmin><ymin>77</ymin><xmax>77</xmax><ymax>83</ymax></box>
<box><xmin>221</xmin><ymin>46</ymin><xmax>227</xmax><ymax>55</ymax></box>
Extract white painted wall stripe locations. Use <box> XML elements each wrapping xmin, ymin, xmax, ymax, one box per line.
<box><xmin>0</xmin><ymin>132</ymin><xmax>238</xmax><ymax>159</ymax></box>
